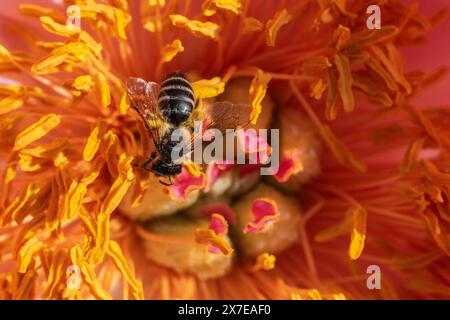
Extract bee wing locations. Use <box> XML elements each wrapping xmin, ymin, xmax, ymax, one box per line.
<box><xmin>126</xmin><ymin>77</ymin><xmax>163</xmax><ymax>147</ymax></box>
<box><xmin>203</xmin><ymin>101</ymin><xmax>253</xmax><ymax>134</ymax></box>
<box><xmin>181</xmin><ymin>101</ymin><xmax>253</xmax><ymax>160</ymax></box>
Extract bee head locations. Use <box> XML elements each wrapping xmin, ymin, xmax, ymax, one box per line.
<box><xmin>165</xmin><ymin>71</ymin><xmax>188</xmax><ymax>81</ymax></box>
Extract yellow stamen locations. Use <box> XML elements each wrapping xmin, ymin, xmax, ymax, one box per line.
<box><xmin>119</xmin><ymin>92</ymin><xmax>130</xmax><ymax>114</ymax></box>
<box><xmin>40</xmin><ymin>16</ymin><xmax>102</xmax><ymax>57</ymax></box>
<box><xmin>83</xmin><ymin>120</ymin><xmax>106</xmax><ymax>161</ymax></box>
<box><xmin>17</xmin><ymin>238</ymin><xmax>44</xmax><ymax>273</ymax></box>
<box><xmin>107</xmin><ymin>241</ymin><xmax>144</xmax><ymax>300</ymax></box>
<box><xmin>348</xmin><ymin>205</ymin><xmax>367</xmax><ymax>260</ymax></box>
<box><xmin>192</xmin><ymin>77</ymin><xmax>225</xmax><ymax>99</ymax></box>
<box><xmin>95</xmin><ymin>72</ymin><xmax>111</xmax><ymax>107</ymax></box>
<box><xmin>265</xmin><ymin>9</ymin><xmax>292</xmax><ymax>47</ymax></box>
<box><xmin>77</xmin><ymin>3</ymin><xmax>131</xmax><ymax>40</ymax></box>
<box><xmin>195</xmin><ymin>228</ymin><xmax>234</xmax><ymax>256</ymax></box>
<box><xmin>14</xmin><ymin>114</ymin><xmax>61</xmax><ymax>150</ymax></box>
<box><xmin>334</xmin><ymin>54</ymin><xmax>355</xmax><ymax>113</ymax></box>
<box><xmin>102</xmin><ymin>131</ymin><xmax>119</xmax><ymax>177</ymax></box>
<box><xmin>249</xmin><ymin>69</ymin><xmax>271</xmax><ymax>124</ymax></box>
<box><xmin>100</xmin><ymin>154</ymin><xmax>135</xmax><ymax>217</ymax></box>
<box><xmin>148</xmin><ymin>0</ymin><xmax>165</xmax><ymax>7</ymax></box>
<box><xmin>310</xmin><ymin>79</ymin><xmax>326</xmax><ymax>100</ymax></box>
<box><xmin>161</xmin><ymin>39</ymin><xmax>184</xmax><ymax>62</ymax></box>
<box><xmin>169</xmin><ymin>15</ymin><xmax>220</xmax><ymax>40</ymax></box>
<box><xmin>314</xmin><ymin>213</ymin><xmax>352</xmax><ymax>243</ymax></box>
<box><xmin>19</xmin><ymin>4</ymin><xmax>65</xmax><ymax>23</ymax></box>
<box><xmin>243</xmin><ymin>17</ymin><xmax>263</xmax><ymax>34</ymax></box>
<box><xmin>32</xmin><ymin>42</ymin><xmax>90</xmax><ymax>74</ymax></box>
<box><xmin>202</xmin><ymin>0</ymin><xmax>242</xmax><ymax>16</ymax></box>
<box><xmin>91</xmin><ymin>155</ymin><xmax>134</xmax><ymax>263</ymax></box>
<box><xmin>0</xmin><ymin>96</ymin><xmax>23</xmax><ymax>115</ymax></box>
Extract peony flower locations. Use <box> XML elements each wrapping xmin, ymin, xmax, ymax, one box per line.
<box><xmin>0</xmin><ymin>0</ymin><xmax>449</xmax><ymax>300</ymax></box>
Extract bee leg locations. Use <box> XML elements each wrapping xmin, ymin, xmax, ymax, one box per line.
<box><xmin>141</xmin><ymin>152</ymin><xmax>157</xmax><ymax>170</ymax></box>
<box><xmin>158</xmin><ymin>178</ymin><xmax>173</xmax><ymax>186</ymax></box>
<box><xmin>140</xmin><ymin>158</ymin><xmax>153</xmax><ymax>170</ymax></box>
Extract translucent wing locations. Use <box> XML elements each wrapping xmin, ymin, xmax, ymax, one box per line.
<box><xmin>202</xmin><ymin>101</ymin><xmax>253</xmax><ymax>134</ymax></box>
<box><xmin>126</xmin><ymin>77</ymin><xmax>163</xmax><ymax>147</ymax></box>
<box><xmin>182</xmin><ymin>101</ymin><xmax>253</xmax><ymax>162</ymax></box>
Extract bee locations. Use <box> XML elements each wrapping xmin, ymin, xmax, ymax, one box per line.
<box><xmin>127</xmin><ymin>72</ymin><xmax>251</xmax><ymax>186</ymax></box>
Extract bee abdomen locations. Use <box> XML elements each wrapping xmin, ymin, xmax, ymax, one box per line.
<box><xmin>158</xmin><ymin>73</ymin><xmax>194</xmax><ymax>125</ymax></box>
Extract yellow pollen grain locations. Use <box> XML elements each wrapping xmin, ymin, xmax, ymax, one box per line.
<box><xmin>169</xmin><ymin>15</ymin><xmax>220</xmax><ymax>40</ymax></box>
<box><xmin>144</xmin><ymin>20</ymin><xmax>163</xmax><ymax>33</ymax></box>
<box><xmin>14</xmin><ymin>114</ymin><xmax>61</xmax><ymax>150</ymax></box>
<box><xmin>53</xmin><ymin>151</ymin><xmax>68</xmax><ymax>167</ymax></box>
<box><xmin>71</xmin><ymin>75</ymin><xmax>94</xmax><ymax>93</ymax></box>
<box><xmin>18</xmin><ymin>154</ymin><xmax>41</xmax><ymax>172</ymax></box>
<box><xmin>192</xmin><ymin>77</ymin><xmax>225</xmax><ymax>99</ymax></box>
<box><xmin>249</xmin><ymin>69</ymin><xmax>271</xmax><ymax>124</ymax></box>
<box><xmin>265</xmin><ymin>8</ymin><xmax>292</xmax><ymax>47</ymax></box>
<box><xmin>161</xmin><ymin>39</ymin><xmax>184</xmax><ymax>62</ymax></box>
<box><xmin>253</xmin><ymin>253</ymin><xmax>276</xmax><ymax>271</ymax></box>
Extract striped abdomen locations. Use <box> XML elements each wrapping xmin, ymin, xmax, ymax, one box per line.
<box><xmin>158</xmin><ymin>72</ymin><xmax>194</xmax><ymax>126</ymax></box>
